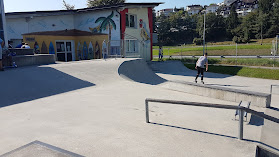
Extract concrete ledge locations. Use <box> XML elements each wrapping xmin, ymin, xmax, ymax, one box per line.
<box><xmin>9</xmin><ymin>48</ymin><xmax>34</xmax><ymax>55</ymax></box>
<box><xmin>161</xmin><ymin>80</ymin><xmax>271</xmax><ymax>108</ymax></box>
<box><xmin>13</xmin><ymin>54</ymin><xmax>55</xmax><ymax>67</ymax></box>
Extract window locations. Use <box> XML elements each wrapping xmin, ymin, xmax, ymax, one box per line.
<box><xmin>125</xmin><ymin>40</ymin><xmax>137</xmax><ymax>53</ymax></box>
<box><xmin>126</xmin><ymin>14</ymin><xmax>136</xmax><ymax>28</ymax></box>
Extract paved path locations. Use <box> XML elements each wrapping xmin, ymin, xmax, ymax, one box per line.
<box><xmin>0</xmin><ymin>58</ymin><xmax>272</xmax><ymax>157</ymax></box>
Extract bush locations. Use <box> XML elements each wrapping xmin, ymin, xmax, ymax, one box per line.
<box><xmin>193</xmin><ymin>38</ymin><xmax>203</xmax><ymax>45</ymax></box>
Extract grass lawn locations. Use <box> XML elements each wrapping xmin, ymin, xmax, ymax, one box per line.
<box><xmin>171</xmin><ymin>58</ymin><xmax>279</xmax><ymax>67</ymax></box>
<box><xmin>184</xmin><ymin>63</ymin><xmax>279</xmax><ymax>80</ymax></box>
<box><xmin>153</xmin><ymin>44</ymin><xmax>272</xmax><ymax>56</ymax></box>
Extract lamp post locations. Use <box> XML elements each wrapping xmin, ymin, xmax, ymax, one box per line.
<box><xmin>203</xmin><ymin>11</ymin><xmax>206</xmax><ymax>56</ymax></box>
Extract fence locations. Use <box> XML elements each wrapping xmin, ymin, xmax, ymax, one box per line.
<box><xmin>105</xmin><ymin>39</ymin><xmax>148</xmax><ymax>59</ymax></box>
<box><xmin>145</xmin><ymin>98</ymin><xmax>279</xmax><ymax>140</ymax></box>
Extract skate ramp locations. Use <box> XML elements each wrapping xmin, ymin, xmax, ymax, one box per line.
<box><xmin>118</xmin><ymin>59</ymin><xmax>167</xmax><ymax>85</ymax></box>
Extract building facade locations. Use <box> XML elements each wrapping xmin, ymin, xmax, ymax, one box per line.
<box><xmin>0</xmin><ymin>0</ymin><xmax>7</xmax><ymax>69</ymax></box>
<box><xmin>186</xmin><ymin>5</ymin><xmax>203</xmax><ymax>15</ymax></box>
<box><xmin>6</xmin><ymin>3</ymin><xmax>160</xmax><ymax>61</ymax></box>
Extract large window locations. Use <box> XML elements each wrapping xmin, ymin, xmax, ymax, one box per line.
<box><xmin>126</xmin><ymin>14</ymin><xmax>136</xmax><ymax>28</ymax></box>
<box><xmin>125</xmin><ymin>40</ymin><xmax>137</xmax><ymax>53</ymax></box>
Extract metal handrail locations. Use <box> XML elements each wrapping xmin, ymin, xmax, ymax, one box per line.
<box><xmin>145</xmin><ymin>98</ymin><xmax>279</xmax><ymax>140</ymax></box>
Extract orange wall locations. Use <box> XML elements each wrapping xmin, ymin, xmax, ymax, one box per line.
<box><xmin>23</xmin><ymin>34</ymin><xmax>108</xmax><ymax>60</ymax></box>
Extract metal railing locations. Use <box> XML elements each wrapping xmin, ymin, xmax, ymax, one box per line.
<box><xmin>145</xmin><ymin>98</ymin><xmax>279</xmax><ymax>140</ymax></box>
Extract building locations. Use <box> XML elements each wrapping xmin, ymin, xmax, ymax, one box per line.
<box><xmin>234</xmin><ymin>0</ymin><xmax>258</xmax><ymax>16</ymax></box>
<box><xmin>205</xmin><ymin>4</ymin><xmax>219</xmax><ymax>14</ymax></box>
<box><xmin>186</xmin><ymin>5</ymin><xmax>203</xmax><ymax>15</ymax></box>
<box><xmin>0</xmin><ymin>0</ymin><xmax>7</xmax><ymax>70</ymax></box>
<box><xmin>220</xmin><ymin>0</ymin><xmax>258</xmax><ymax>17</ymax></box>
<box><xmin>156</xmin><ymin>8</ymin><xmax>173</xmax><ymax>17</ymax></box>
<box><xmin>224</xmin><ymin>0</ymin><xmax>237</xmax><ymax>6</ymax></box>
<box><xmin>6</xmin><ymin>3</ymin><xmax>161</xmax><ymax>61</ymax></box>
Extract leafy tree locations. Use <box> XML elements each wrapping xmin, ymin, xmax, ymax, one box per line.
<box><xmin>226</xmin><ymin>5</ymin><xmax>238</xmax><ymax>30</ymax></box>
<box><xmin>62</xmin><ymin>0</ymin><xmax>75</xmax><ymax>10</ymax></box>
<box><xmin>196</xmin><ymin>13</ymin><xmax>226</xmax><ymax>42</ymax></box>
<box><xmin>87</xmin><ymin>0</ymin><xmax>125</xmax><ymax>7</ymax></box>
<box><xmin>266</xmin><ymin>0</ymin><xmax>279</xmax><ymax>37</ymax></box>
<box><xmin>259</xmin><ymin>0</ymin><xmax>275</xmax><ymax>14</ymax></box>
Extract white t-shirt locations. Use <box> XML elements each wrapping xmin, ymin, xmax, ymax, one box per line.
<box><xmin>196</xmin><ymin>56</ymin><xmax>208</xmax><ymax>68</ymax></box>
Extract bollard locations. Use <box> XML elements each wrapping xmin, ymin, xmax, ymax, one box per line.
<box><xmin>145</xmin><ymin>100</ymin><xmax>149</xmax><ymax>123</ymax></box>
<box><xmin>239</xmin><ymin>109</ymin><xmax>244</xmax><ymax>140</ymax></box>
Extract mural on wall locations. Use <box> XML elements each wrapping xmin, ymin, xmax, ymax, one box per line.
<box><xmin>139</xmin><ymin>19</ymin><xmax>150</xmax><ymax>41</ymax></box>
<box><xmin>83</xmin><ymin>41</ymin><xmax>88</xmax><ymax>60</ymax></box>
<box><xmin>41</xmin><ymin>41</ymin><xmax>48</xmax><ymax>54</ymax></box>
<box><xmin>95</xmin><ymin>41</ymin><xmax>100</xmax><ymax>59</ymax></box>
<box><xmin>77</xmin><ymin>42</ymin><xmax>82</xmax><ymax>60</ymax></box>
<box><xmin>49</xmin><ymin>42</ymin><xmax>55</xmax><ymax>54</ymax></box>
<box><xmin>88</xmin><ymin>42</ymin><xmax>94</xmax><ymax>59</ymax></box>
<box><xmin>102</xmin><ymin>40</ymin><xmax>107</xmax><ymax>59</ymax></box>
<box><xmin>34</xmin><ymin>41</ymin><xmax>40</xmax><ymax>54</ymax></box>
<box><xmin>78</xmin><ymin>18</ymin><xmax>95</xmax><ymax>29</ymax></box>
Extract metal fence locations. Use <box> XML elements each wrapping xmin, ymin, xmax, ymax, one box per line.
<box><xmin>106</xmin><ymin>39</ymin><xmax>146</xmax><ymax>59</ymax></box>
<box><xmin>145</xmin><ymin>98</ymin><xmax>279</xmax><ymax>140</ymax></box>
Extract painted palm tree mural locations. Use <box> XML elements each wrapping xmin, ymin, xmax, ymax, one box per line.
<box><xmin>90</xmin><ymin>11</ymin><xmax>116</xmax><ymax>56</ymax></box>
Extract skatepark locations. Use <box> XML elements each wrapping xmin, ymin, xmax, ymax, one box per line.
<box><xmin>0</xmin><ymin>58</ymin><xmax>278</xmax><ymax>156</ymax></box>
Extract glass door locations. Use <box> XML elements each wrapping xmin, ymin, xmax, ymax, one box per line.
<box><xmin>56</xmin><ymin>41</ymin><xmax>75</xmax><ymax>62</ymax></box>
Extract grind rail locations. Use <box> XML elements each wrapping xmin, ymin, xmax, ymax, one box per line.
<box><xmin>145</xmin><ymin>98</ymin><xmax>279</xmax><ymax>140</ymax></box>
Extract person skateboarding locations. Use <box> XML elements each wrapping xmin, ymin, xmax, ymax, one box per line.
<box><xmin>195</xmin><ymin>53</ymin><xmax>208</xmax><ymax>84</ymax></box>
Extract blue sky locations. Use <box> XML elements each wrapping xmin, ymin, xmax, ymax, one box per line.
<box><xmin>3</xmin><ymin>0</ymin><xmax>223</xmax><ymax>13</ymax></box>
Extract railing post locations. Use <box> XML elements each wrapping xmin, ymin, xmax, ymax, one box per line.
<box><xmin>145</xmin><ymin>100</ymin><xmax>149</xmax><ymax>123</ymax></box>
<box><xmin>238</xmin><ymin>109</ymin><xmax>244</xmax><ymax>140</ymax></box>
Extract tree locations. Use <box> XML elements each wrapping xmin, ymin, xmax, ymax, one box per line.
<box><xmin>196</xmin><ymin>13</ymin><xmax>226</xmax><ymax>42</ymax></box>
<box><xmin>62</xmin><ymin>0</ymin><xmax>75</xmax><ymax>10</ymax></box>
<box><xmin>226</xmin><ymin>5</ymin><xmax>238</xmax><ymax>30</ymax></box>
<box><xmin>87</xmin><ymin>0</ymin><xmax>125</xmax><ymax>7</ymax></box>
<box><xmin>95</xmin><ymin>11</ymin><xmax>117</xmax><ymax>55</ymax></box>
<box><xmin>259</xmin><ymin>0</ymin><xmax>275</xmax><ymax>14</ymax></box>
<box><xmin>266</xmin><ymin>0</ymin><xmax>279</xmax><ymax>37</ymax></box>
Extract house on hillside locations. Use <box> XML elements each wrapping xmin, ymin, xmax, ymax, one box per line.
<box><xmin>186</xmin><ymin>5</ymin><xmax>203</xmax><ymax>15</ymax></box>
<box><xmin>156</xmin><ymin>8</ymin><xmax>173</xmax><ymax>17</ymax></box>
<box><xmin>220</xmin><ymin>0</ymin><xmax>258</xmax><ymax>17</ymax></box>
<box><xmin>204</xmin><ymin>4</ymin><xmax>219</xmax><ymax>14</ymax></box>
<box><xmin>6</xmin><ymin>3</ymin><xmax>161</xmax><ymax>61</ymax></box>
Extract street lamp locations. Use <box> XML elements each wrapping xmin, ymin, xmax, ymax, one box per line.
<box><xmin>202</xmin><ymin>10</ymin><xmax>206</xmax><ymax>56</ymax></box>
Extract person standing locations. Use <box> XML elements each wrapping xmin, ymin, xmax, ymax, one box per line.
<box><xmin>195</xmin><ymin>53</ymin><xmax>208</xmax><ymax>84</ymax></box>
<box><xmin>158</xmin><ymin>46</ymin><xmax>163</xmax><ymax>61</ymax></box>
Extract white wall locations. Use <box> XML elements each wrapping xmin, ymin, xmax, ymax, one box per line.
<box><xmin>6</xmin><ymin>9</ymin><xmax>121</xmax><ymax>47</ymax></box>
<box><xmin>6</xmin><ymin>14</ymin><xmax>75</xmax><ymax>40</ymax></box>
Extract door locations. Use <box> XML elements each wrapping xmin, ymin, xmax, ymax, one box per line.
<box><xmin>56</xmin><ymin>41</ymin><xmax>75</xmax><ymax>62</ymax></box>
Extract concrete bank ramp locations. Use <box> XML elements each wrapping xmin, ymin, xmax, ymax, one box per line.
<box><xmin>118</xmin><ymin>59</ymin><xmax>167</xmax><ymax>85</ymax></box>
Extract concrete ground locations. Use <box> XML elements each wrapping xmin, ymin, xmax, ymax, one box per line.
<box><xmin>0</xmin><ymin>58</ymin><xmax>277</xmax><ymax>156</ymax></box>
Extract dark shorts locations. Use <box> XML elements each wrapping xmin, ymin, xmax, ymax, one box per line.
<box><xmin>197</xmin><ymin>66</ymin><xmax>204</xmax><ymax>75</ymax></box>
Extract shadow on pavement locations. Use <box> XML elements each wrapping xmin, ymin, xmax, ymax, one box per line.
<box><xmin>118</xmin><ymin>59</ymin><xmax>167</xmax><ymax>85</ymax></box>
<box><xmin>149</xmin><ymin>61</ymin><xmax>238</xmax><ymax>79</ymax></box>
<box><xmin>150</xmin><ymin>122</ymin><xmax>279</xmax><ymax>152</ymax></box>
<box><xmin>269</xmin><ymin>107</ymin><xmax>279</xmax><ymax>112</ymax></box>
<box><xmin>0</xmin><ymin>66</ymin><xmax>95</xmax><ymax>108</ymax></box>
<box><xmin>248</xmin><ymin>114</ymin><xmax>264</xmax><ymax>126</ymax></box>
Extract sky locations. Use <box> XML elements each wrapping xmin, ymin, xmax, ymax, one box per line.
<box><xmin>3</xmin><ymin>0</ymin><xmax>224</xmax><ymax>13</ymax></box>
